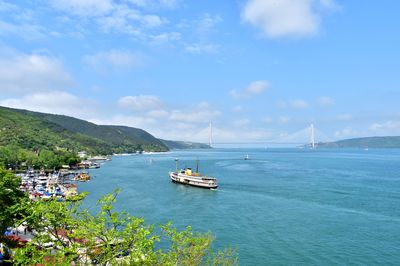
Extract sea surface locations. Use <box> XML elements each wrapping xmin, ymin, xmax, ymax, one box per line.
<box><xmin>79</xmin><ymin>148</ymin><xmax>400</xmax><ymax>265</ymax></box>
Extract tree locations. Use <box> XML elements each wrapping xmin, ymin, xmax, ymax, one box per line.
<box><xmin>0</xmin><ymin>168</ymin><xmax>28</xmax><ymax>234</ymax></box>
<box><xmin>14</xmin><ymin>190</ymin><xmax>237</xmax><ymax>265</ymax></box>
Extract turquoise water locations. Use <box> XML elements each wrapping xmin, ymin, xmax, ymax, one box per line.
<box><xmin>79</xmin><ymin>149</ymin><xmax>400</xmax><ymax>265</ymax></box>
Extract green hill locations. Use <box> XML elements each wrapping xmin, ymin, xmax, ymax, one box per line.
<box><xmin>316</xmin><ymin>136</ymin><xmax>400</xmax><ymax>148</ymax></box>
<box><xmin>161</xmin><ymin>139</ymin><xmax>211</xmax><ymax>149</ymax></box>
<box><xmin>0</xmin><ymin>106</ymin><xmax>168</xmax><ymax>168</ymax></box>
<box><xmin>16</xmin><ymin>110</ymin><xmax>168</xmax><ymax>153</ymax></box>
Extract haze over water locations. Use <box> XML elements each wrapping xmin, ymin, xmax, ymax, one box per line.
<box><xmin>80</xmin><ymin>149</ymin><xmax>400</xmax><ymax>265</ymax></box>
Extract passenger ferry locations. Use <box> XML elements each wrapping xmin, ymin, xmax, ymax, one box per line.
<box><xmin>169</xmin><ymin>159</ymin><xmax>218</xmax><ymax>189</ymax></box>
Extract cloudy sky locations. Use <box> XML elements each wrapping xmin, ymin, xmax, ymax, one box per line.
<box><xmin>1</xmin><ymin>0</ymin><xmax>399</xmax><ymax>144</ymax></box>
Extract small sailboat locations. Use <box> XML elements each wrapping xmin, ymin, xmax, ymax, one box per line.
<box><xmin>244</xmin><ymin>154</ymin><xmax>250</xmax><ymax>160</ymax></box>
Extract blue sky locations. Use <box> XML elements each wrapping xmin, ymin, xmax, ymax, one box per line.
<box><xmin>0</xmin><ymin>0</ymin><xmax>399</xmax><ymax>144</ymax></box>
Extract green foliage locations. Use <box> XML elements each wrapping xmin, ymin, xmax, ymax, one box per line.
<box><xmin>0</xmin><ymin>168</ymin><xmax>28</xmax><ymax>233</ymax></box>
<box><xmin>66</xmin><ymin>191</ymin><xmax>89</xmax><ymax>202</ymax></box>
<box><xmin>14</xmin><ymin>190</ymin><xmax>237</xmax><ymax>265</ymax></box>
<box><xmin>0</xmin><ymin>145</ymin><xmax>79</xmax><ymax>170</ymax></box>
<box><xmin>160</xmin><ymin>224</ymin><xmax>213</xmax><ymax>265</ymax></box>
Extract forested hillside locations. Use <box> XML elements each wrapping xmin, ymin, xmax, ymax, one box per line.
<box><xmin>0</xmin><ymin>106</ymin><xmax>168</xmax><ymax>169</ymax></box>
<box><xmin>15</xmin><ymin>109</ymin><xmax>168</xmax><ymax>152</ymax></box>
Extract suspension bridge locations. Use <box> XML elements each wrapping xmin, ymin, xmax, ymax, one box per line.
<box><xmin>203</xmin><ymin>122</ymin><xmax>332</xmax><ymax>148</ymax></box>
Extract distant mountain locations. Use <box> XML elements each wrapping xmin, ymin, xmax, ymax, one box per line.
<box><xmin>316</xmin><ymin>136</ymin><xmax>400</xmax><ymax>148</ymax></box>
<box><xmin>0</xmin><ymin>106</ymin><xmax>168</xmax><ymax>155</ymax></box>
<box><xmin>161</xmin><ymin>139</ymin><xmax>211</xmax><ymax>149</ymax></box>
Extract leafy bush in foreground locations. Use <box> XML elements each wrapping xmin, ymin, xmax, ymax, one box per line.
<box><xmin>14</xmin><ymin>189</ymin><xmax>237</xmax><ymax>265</ymax></box>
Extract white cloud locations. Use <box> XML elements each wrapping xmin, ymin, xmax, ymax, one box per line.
<box><xmin>209</xmin><ymin>126</ymin><xmax>274</xmax><ymax>144</ymax></box>
<box><xmin>150</xmin><ymin>32</ymin><xmax>181</xmax><ymax>43</ymax></box>
<box><xmin>0</xmin><ymin>49</ymin><xmax>73</xmax><ymax>94</ymax></box>
<box><xmin>97</xmin><ymin>10</ymin><xmax>142</xmax><ymax>36</ymax></box>
<box><xmin>0</xmin><ymin>20</ymin><xmax>46</xmax><ymax>40</ymax></box>
<box><xmin>0</xmin><ymin>91</ymin><xmax>99</xmax><ymax>119</ymax></box>
<box><xmin>335</xmin><ymin>126</ymin><xmax>359</xmax><ymax>138</ymax></box>
<box><xmin>99</xmin><ymin>5</ymin><xmax>169</xmax><ymax>30</ymax></box>
<box><xmin>197</xmin><ymin>13</ymin><xmax>222</xmax><ymax>35</ymax></box>
<box><xmin>90</xmin><ymin>103</ymin><xmax>221</xmax><ymax>142</ymax></box>
<box><xmin>185</xmin><ymin>43</ymin><xmax>218</xmax><ymax>54</ymax></box>
<box><xmin>169</xmin><ymin>110</ymin><xmax>220</xmax><ymax>123</ymax></box>
<box><xmin>49</xmin><ymin>0</ymin><xmax>169</xmax><ymax>41</ymax></box>
<box><xmin>157</xmin><ymin>123</ymin><xmax>274</xmax><ymax>144</ymax></box>
<box><xmin>118</xmin><ymin>95</ymin><xmax>162</xmax><ymax>111</ymax></box>
<box><xmin>178</xmin><ymin>13</ymin><xmax>222</xmax><ymax>34</ymax></box>
<box><xmin>83</xmin><ymin>50</ymin><xmax>144</xmax><ymax>72</ymax></box>
<box><xmin>141</xmin><ymin>14</ymin><xmax>167</xmax><ymax>28</ymax></box>
<box><xmin>317</xmin><ymin>96</ymin><xmax>334</xmax><ymax>106</ymax></box>
<box><xmin>96</xmin><ymin>5</ymin><xmax>168</xmax><ymax>35</ymax></box>
<box><xmin>91</xmin><ymin>115</ymin><xmax>158</xmax><ymax>129</ymax></box>
<box><xmin>127</xmin><ymin>0</ymin><xmax>180</xmax><ymax>9</ymax></box>
<box><xmin>230</xmin><ymin>80</ymin><xmax>270</xmax><ymax>99</ymax></box>
<box><xmin>194</xmin><ymin>101</ymin><xmax>211</xmax><ymax>109</ymax></box>
<box><xmin>242</xmin><ymin>0</ymin><xmax>337</xmax><ymax>38</ymax></box>
<box><xmin>50</xmin><ymin>0</ymin><xmax>114</xmax><ymax>17</ymax></box>
<box><xmin>44</xmin><ymin>1</ymin><xmax>219</xmax><ymax>53</ymax></box>
<box><xmin>178</xmin><ymin>13</ymin><xmax>222</xmax><ymax>54</ymax></box>
<box><xmin>0</xmin><ymin>3</ymin><xmax>45</xmax><ymax>41</ymax></box>
<box><xmin>113</xmin><ymin>97</ymin><xmax>221</xmax><ymax>140</ymax></box>
<box><xmin>0</xmin><ymin>0</ymin><xmax>17</xmax><ymax>11</ymax></box>
<box><xmin>369</xmin><ymin>121</ymin><xmax>400</xmax><ymax>135</ymax></box>
<box><xmin>146</xmin><ymin>109</ymin><xmax>169</xmax><ymax>118</ymax></box>
<box><xmin>319</xmin><ymin>0</ymin><xmax>339</xmax><ymax>9</ymax></box>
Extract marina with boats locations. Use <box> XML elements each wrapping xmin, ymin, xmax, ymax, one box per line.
<box><xmin>15</xmin><ymin>156</ymin><xmax>111</xmax><ymax>200</ymax></box>
<box><xmin>18</xmin><ymin>168</ymin><xmax>92</xmax><ymax>200</ymax></box>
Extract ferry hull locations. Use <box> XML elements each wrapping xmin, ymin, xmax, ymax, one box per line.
<box><xmin>170</xmin><ymin>178</ymin><xmax>218</xmax><ymax>189</ymax></box>
<box><xmin>169</xmin><ymin>172</ymin><xmax>218</xmax><ymax>189</ymax></box>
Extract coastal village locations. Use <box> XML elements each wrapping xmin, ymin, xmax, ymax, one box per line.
<box><xmin>1</xmin><ymin>152</ymin><xmax>111</xmax><ymax>254</ymax></box>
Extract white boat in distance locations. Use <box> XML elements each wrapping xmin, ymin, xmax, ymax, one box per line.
<box><xmin>169</xmin><ymin>159</ymin><xmax>218</xmax><ymax>189</ymax></box>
